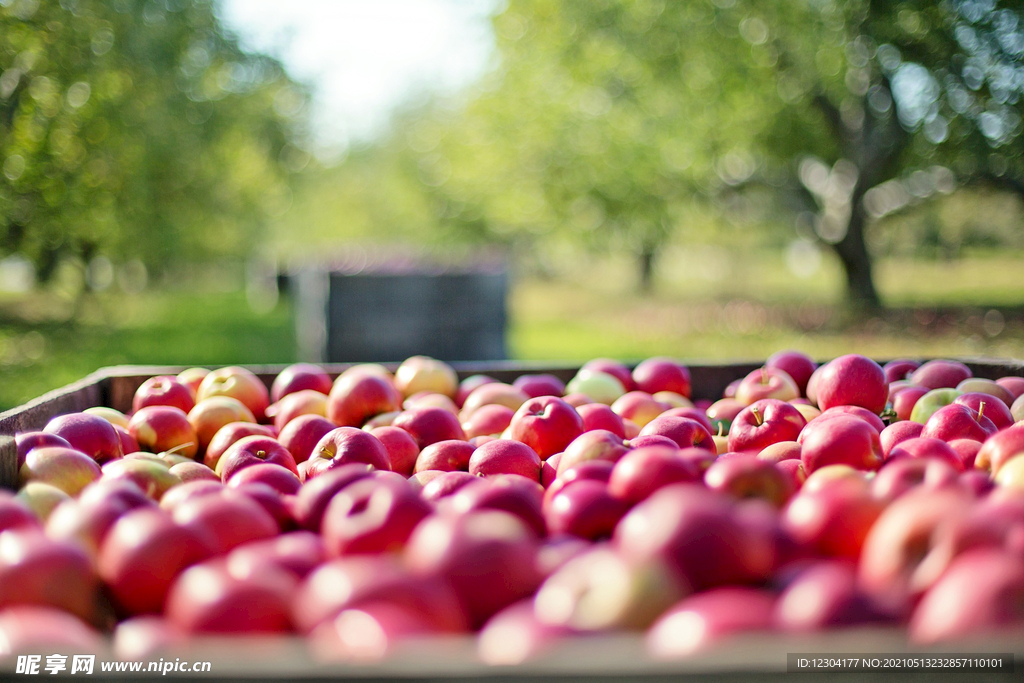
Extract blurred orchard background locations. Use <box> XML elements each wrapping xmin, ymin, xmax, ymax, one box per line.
<box><xmin>2</xmin><ymin>0</ymin><xmax>1024</xmax><ymax>409</ymax></box>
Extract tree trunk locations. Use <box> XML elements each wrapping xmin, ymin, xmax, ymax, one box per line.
<box><xmin>833</xmin><ymin>195</ymin><xmax>881</xmax><ymax>311</ymax></box>
<box><xmin>638</xmin><ymin>245</ymin><xmax>656</xmax><ymax>294</ymax></box>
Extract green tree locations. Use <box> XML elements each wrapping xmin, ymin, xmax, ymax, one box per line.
<box><xmin>0</xmin><ymin>0</ymin><xmax>306</xmax><ymax>282</ymax></box>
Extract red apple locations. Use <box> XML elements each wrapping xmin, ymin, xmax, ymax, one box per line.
<box><xmin>226</xmin><ymin>530</ymin><xmax>325</xmax><ymax>580</ymax></box>
<box><xmin>879</xmin><ymin>421</ymin><xmax>924</xmax><ymax>458</ymax></box>
<box><xmin>304</xmin><ymin>427</ymin><xmax>391</xmax><ymax>479</ymax></box>
<box><xmin>366</xmin><ymin>425</ymin><xmax>420</xmax><ymax>476</ymax></box>
<box><xmin>187</xmin><ymin>396</ymin><xmax>256</xmax><ymax>452</ymax></box>
<box><xmin>976</xmin><ymin>424</ymin><xmax>1024</xmax><ymax>474</ymax></box>
<box><xmin>782</xmin><ymin>477</ymin><xmax>885</xmax><ymax>560</ymax></box>
<box><xmin>608</xmin><ymin>446</ymin><xmax>700</xmax><ymax>504</ymax></box>
<box><xmin>997</xmin><ymin>376</ymin><xmax>1024</xmax><ymax>399</ymax></box>
<box><xmin>467</xmin><ymin>438</ymin><xmax>541</xmax><ymax>481</ymax></box>
<box><xmin>461</xmin><ymin>403</ymin><xmax>515</xmax><ymax>439</ymax></box>
<box><xmin>513</xmin><ymin>373</ymin><xmax>566</xmax><ymax>398</ymax></box>
<box><xmin>706</xmin><ymin>398</ymin><xmax>746</xmax><ymax>430</ymax></box>
<box><xmin>414</xmin><ymin>439</ymin><xmax>476</xmax><ymax>473</ymax></box>
<box><xmin>216</xmin><ymin>434</ymin><xmax>298</xmax><ymax>482</ymax></box>
<box><xmin>954</xmin><ymin>392</ymin><xmax>1013</xmax><ymax>430</ymax></box>
<box><xmin>816</xmin><ymin>405</ymin><xmax>885</xmax><ymax>432</ymax></box>
<box><xmin>510</xmin><ymin>396</ymin><xmax>585</xmax><ymax>460</ymax></box>
<box><xmin>292</xmin><ymin>463</ymin><xmax>377</xmax><ymax>532</ymax></box>
<box><xmin>892</xmin><ymin>386</ymin><xmax>929</xmax><ymax>422</ymax></box>
<box><xmin>443</xmin><ymin>476</ymin><xmax>546</xmax><ymax>537</ymax></box>
<box><xmin>704</xmin><ymin>455</ymin><xmax>795</xmax><ymax>507</ymax></box>
<box><xmin>727</xmin><ymin>399</ymin><xmax>806</xmax><ymax>454</ymax></box>
<box><xmin>638</xmin><ymin>415</ymin><xmax>715</xmax><ymax>453</ymax></box>
<box><xmin>798</xmin><ymin>415</ymin><xmax>882</xmax><ymax>473</ymax></box>
<box><xmin>661</xmin><ymin>407</ymin><xmax>716</xmax><ymax>433</ymax></box>
<box><xmin>871</xmin><ymin>457</ymin><xmax>960</xmax><ymax>502</ymax></box>
<box><xmin>171</xmin><ymin>489</ymin><xmax>279</xmax><ymax>555</ymax></box>
<box><xmin>43</xmin><ymin>412</ymin><xmax>123</xmax><ymax>464</ymax></box>
<box><xmin>949</xmin><ymin>438</ymin><xmax>983</xmax><ymax>469</ymax></box>
<box><xmin>19</xmin><ymin>446</ymin><xmax>101</xmax><ymax>496</ymax></box>
<box><xmin>226</xmin><ymin>462</ymin><xmax>302</xmax><ymax>494</ymax></box>
<box><xmin>766</xmin><ymin>350</ymin><xmax>817</xmax><ymax>396</ymax></box>
<box><xmin>632</xmin><ymin>357</ymin><xmax>691</xmax><ymax>398</ymax></box>
<box><xmin>420</xmin><ymin>471</ymin><xmax>480</xmax><ymax>502</ymax></box>
<box><xmin>456</xmin><ymin>374</ymin><xmax>498</xmax><ymax>408</ymax></box>
<box><xmin>735</xmin><ymin>367</ymin><xmax>800</xmax><ymax>406</ymax></box>
<box><xmin>883</xmin><ymin>359</ymin><xmax>920</xmax><ymax>383</ymax></box>
<box><xmin>887</xmin><ymin>437</ymin><xmax>964</xmax><ymax>471</ymax></box>
<box><xmin>271</xmin><ymin>362</ymin><xmax>332</xmax><ymax>402</ymax></box>
<box><xmin>203</xmin><ymin>422</ymin><xmax>275</xmax><ymax>471</ymax></box>
<box><xmin>814</xmin><ymin>354</ymin><xmax>887</xmax><ymax>414</ymax></box>
<box><xmin>392</xmin><ymin>407</ymin><xmax>466</xmax><ymax>449</ymax></box>
<box><xmin>277</xmin><ymin>414</ymin><xmax>336</xmax><ymax>466</ymax></box>
<box><xmin>775</xmin><ymin>560</ymin><xmax>889</xmax><ymax>631</ymax></box>
<box><xmin>128</xmin><ymin>406</ymin><xmax>198</xmax><ymax>460</ymax></box>
<box><xmin>0</xmin><ymin>605</ymin><xmax>104</xmax><ymax>655</ymax></box>
<box><xmin>133</xmin><ymin>376</ymin><xmax>196</xmax><ymax>414</ymax></box>
<box><xmin>321</xmin><ymin>477</ymin><xmax>432</xmax><ymax>556</ymax></box>
<box><xmin>268</xmin><ymin>389</ymin><xmax>328</xmax><ymax>431</ymax></box>
<box><xmin>544</xmin><ymin>479</ymin><xmax>630</xmax><ymax>540</ymax></box>
<box><xmin>327</xmin><ymin>373</ymin><xmax>401</xmax><ymax>428</ymax></box>
<box><xmin>196</xmin><ymin>366</ymin><xmax>271</xmax><ymax>421</ymax></box>
<box><xmin>647</xmin><ymin>587</ymin><xmax>776</xmax><ymax>658</ymax></box>
<box><xmin>910</xmin><ymin>359</ymin><xmax>972</xmax><ymax>390</ymax></box>
<box><xmin>0</xmin><ymin>529</ymin><xmax>99</xmax><ymax>622</ymax></box>
<box><xmin>921</xmin><ymin>403</ymin><xmax>997</xmax><ymax>443</ymax></box>
<box><xmin>575</xmin><ymin>403</ymin><xmax>627</xmax><ymax>438</ymax></box>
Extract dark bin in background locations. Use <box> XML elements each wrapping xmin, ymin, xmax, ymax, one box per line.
<box><xmin>287</xmin><ymin>249</ymin><xmax>508</xmax><ymax>363</ymax></box>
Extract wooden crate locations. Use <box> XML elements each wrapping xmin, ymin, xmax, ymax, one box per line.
<box><xmin>2</xmin><ymin>359</ymin><xmax>1023</xmax><ymax>681</ymax></box>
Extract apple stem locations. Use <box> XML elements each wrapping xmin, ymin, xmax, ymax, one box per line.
<box><xmin>978</xmin><ymin>401</ymin><xmax>986</xmax><ymax>421</ymax></box>
<box><xmin>717</xmin><ymin>422</ymin><xmax>725</xmax><ymax>437</ymax></box>
<box><xmin>760</xmin><ymin>368</ymin><xmax>769</xmax><ymax>386</ymax></box>
<box><xmin>751</xmin><ymin>406</ymin><xmax>763</xmax><ymax>427</ymax></box>
<box><xmin>162</xmin><ymin>442</ymin><xmax>195</xmax><ymax>456</ymax></box>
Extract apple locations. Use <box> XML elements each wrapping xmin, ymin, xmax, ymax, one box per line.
<box><xmin>83</xmin><ymin>406</ymin><xmax>131</xmax><ymax>429</ymax></box>
<box><xmin>14</xmin><ymin>482</ymin><xmax>70</xmax><ymax>523</ymax></box>
<box><xmin>800</xmin><ymin>464</ymin><xmax>868</xmax><ymax>494</ymax></box>
<box><xmin>706</xmin><ymin>398</ymin><xmax>746</xmax><ymax>432</ymax></box>
<box><xmin>168</xmin><ymin>461</ymin><xmax>219</xmax><ymax>485</ymax></box>
<box><xmin>461</xmin><ymin>403</ymin><xmax>516</xmax><ymax>439</ymax></box>
<box><xmin>610</xmin><ymin>391</ymin><xmax>669</xmax><ymax>428</ymax></box>
<box><xmin>661</xmin><ymin>407</ymin><xmax>715</xmax><ymax>433</ymax></box>
<box><xmin>735</xmin><ymin>367</ymin><xmax>800</xmax><ymax>406</ymax></box>
<box><xmin>468</xmin><ymin>439</ymin><xmax>542</xmax><ymax>481</ymax></box>
<box><xmin>871</xmin><ymin>457</ymin><xmax>959</xmax><ymax>502</ymax></box>
<box><xmin>268</xmin><ymin>389</ymin><xmax>328</xmax><ymax>431</ymax></box>
<box><xmin>327</xmin><ymin>372</ymin><xmax>401</xmax><ymax>428</ymax></box>
<box><xmin>158</xmin><ymin>479</ymin><xmax>223</xmax><ymax>513</ymax></box>
<box><xmin>704</xmin><ymin>455</ymin><xmax>795</xmax><ymax>508</ymax></box>
<box><xmin>43</xmin><ymin>412</ymin><xmax>123</xmax><ymax>465</ymax></box>
<box><xmin>510</xmin><ymin>396</ymin><xmax>585</xmax><ymax>460</ymax></box>
<box><xmin>995</xmin><ymin>453</ymin><xmax>1024</xmax><ymax>491</ymax></box>
<box><xmin>575</xmin><ymin>403</ymin><xmax>627</xmax><ymax>438</ymax></box>
<box><xmin>271</xmin><ymin>362</ymin><xmax>332</xmax><ymax>403</ymax></box>
<box><xmin>366</xmin><ymin>425</ymin><xmax>420</xmax><ymax>476</ymax></box>
<box><xmin>18</xmin><ymin>446</ymin><xmax>101</xmax><ymax>496</ymax></box>
<box><xmin>0</xmin><ymin>529</ymin><xmax>99</xmax><ymax>623</ymax></box>
<box><xmin>404</xmin><ymin>510</ymin><xmax>542</xmax><ymax>628</ymax></box>
<box><xmin>0</xmin><ymin>605</ymin><xmax>105</xmax><ymax>655</ymax></box>
<box><xmin>798</xmin><ymin>414</ymin><xmax>882</xmax><ymax>473</ymax></box>
<box><xmin>226</xmin><ymin>530</ymin><xmax>325</xmax><ymax>580</ymax></box>
<box><xmin>647</xmin><ymin>586</ymin><xmax>776</xmax><ymax>658</ymax></box>
<box><xmin>565</xmin><ymin>370</ymin><xmax>626</xmax><ymax>405</ymax></box>
<box><xmin>893</xmin><ymin>386</ymin><xmax>929</xmax><ymax>422</ymax></box>
<box><xmin>308</xmin><ymin>603</ymin><xmax>438</xmax><ymax>662</ymax></box>
<box><xmin>392</xmin><ymin>407</ymin><xmax>466</xmax><ymax>449</ymax></box>
<box><xmin>0</xmin><ymin>491</ymin><xmax>41</xmax><ymax>533</ymax></box>
<box><xmin>443</xmin><ymin>476</ymin><xmax>546</xmax><ymax>537</ymax></box>
<box><xmin>727</xmin><ymin>399</ymin><xmax>806</xmax><ymax>454</ymax></box>
<box><xmin>196</xmin><ymin>366</ymin><xmax>271</xmax><ymax>421</ymax></box>
<box><xmin>460</xmin><ymin>383</ymin><xmax>530</xmax><ymax>421</ymax></box>
<box><xmin>394</xmin><ymin>356</ymin><xmax>458</xmax><ymax>399</ymax></box>
<box><xmin>910</xmin><ymin>359</ymin><xmax>972</xmax><ymax>390</ymax></box>
<box><xmin>816</xmin><ymin>405</ymin><xmax>885</xmax><ymax>433</ymax></box>
<box><xmin>954</xmin><ymin>392</ymin><xmax>1014</xmax><ymax>430</ymax></box>
<box><xmin>948</xmin><ymin>438</ymin><xmax>983</xmax><ymax>469</ymax></box>
<box><xmin>421</xmin><ymin>471</ymin><xmax>485</xmax><ymax>502</ymax></box>
<box><xmin>782</xmin><ymin>477</ymin><xmax>885</xmax><ymax>560</ymax></box>
<box><xmin>632</xmin><ymin>357</ymin><xmax>691</xmax><ymax>398</ymax></box>
<box><xmin>766</xmin><ymin>350</ymin><xmax>816</xmax><ymax>396</ymax></box>
<box><xmin>133</xmin><ymin>376</ymin><xmax>196</xmax><ymax>415</ymax></box>
<box><xmin>101</xmin><ymin>458</ymin><xmax>181</xmax><ymax>501</ymax></box>
<box><xmin>775</xmin><ymin>560</ymin><xmax>889</xmax><ymax>631</ymax></box>
<box><xmin>608</xmin><ymin>445</ymin><xmax>700</xmax><ymax>504</ymax></box>
<box><xmin>456</xmin><ymin>374</ymin><xmax>498</xmax><ymax>408</ymax></box>
<box><xmin>534</xmin><ymin>545</ymin><xmax>685</xmax><ymax>631</ymax></box>
<box><xmin>98</xmin><ymin>507</ymin><xmax>217</xmax><ymax>615</ymax></box>
<box><xmin>110</xmin><ymin>615</ymin><xmax>187</xmax><ymax>661</ymax></box>
<box><xmin>920</xmin><ymin>403</ymin><xmax>997</xmax><ymax>443</ymax></box>
<box><xmin>321</xmin><ymin>477</ymin><xmax>432</xmax><ymax>556</ymax></box>
<box><xmin>883</xmin><ymin>359</ymin><xmax>920</xmax><ymax>383</ymax></box>
<box><xmin>582</xmin><ymin>358</ymin><xmax>635</xmax><ymax>392</ymax></box>
<box><xmin>304</xmin><ymin>427</ymin><xmax>391</xmax><ymax>479</ymax></box>
<box><xmin>414</xmin><ymin>439</ymin><xmax>476</xmax><ymax>473</ymax></box>
<box><xmin>404</xmin><ymin>392</ymin><xmax>460</xmax><ymax>415</ymax></box>
<box><xmin>614</xmin><ymin>484</ymin><xmax>774</xmax><ymax>591</ymax></box>
<box><xmin>879</xmin><ymin>421</ymin><xmax>924</xmax><ymax>458</ymax></box>
<box><xmin>1013</xmin><ymin>393</ymin><xmax>1024</xmax><ymax>422</ymax></box>
<box><xmin>556</xmin><ymin>430</ymin><xmax>629</xmax><ymax>476</ymax></box>
<box><xmin>292</xmin><ymin>463</ymin><xmax>377</xmax><ymax>532</ymax></box>
<box><xmin>226</xmin><ymin>462</ymin><xmax>302</xmax><ymax>494</ymax></box>
<box><xmin>997</xmin><ymin>376</ymin><xmax>1024</xmax><ymax>399</ymax></box>
<box><xmin>215</xmin><ymin>435</ymin><xmax>298</xmax><ymax>482</ymax></box>
<box><xmin>14</xmin><ymin>432</ymin><xmax>72</xmax><ymax>470</ymax></box>
<box><xmin>165</xmin><ymin>558</ymin><xmax>294</xmax><ymax>633</ymax></box>
<box><xmin>513</xmin><ymin>373</ymin><xmax>566</xmax><ymax>398</ymax></box>
<box><xmin>277</xmin><ymin>414</ymin><xmax>336</xmax><ymax>466</ymax></box>
<box><xmin>203</xmin><ymin>422</ymin><xmax>276</xmax><ymax>471</ymax></box>
<box><xmin>544</xmin><ymin>479</ymin><xmax>630</xmax><ymax>541</ymax></box>
<box><xmin>177</xmin><ymin>367</ymin><xmax>210</xmax><ymax>394</ymax></box>
<box><xmin>814</xmin><ymin>354</ymin><xmax>887</xmax><ymax>414</ymax></box>
<box><xmin>171</xmin><ymin>489</ymin><xmax>279</xmax><ymax>555</ymax></box>
<box><xmin>187</xmin><ymin>396</ymin><xmax>256</xmax><ymax>452</ymax></box>
<box><xmin>638</xmin><ymin>416</ymin><xmax>715</xmax><ymax>453</ymax></box>
<box><xmin>128</xmin><ymin>406</ymin><xmax>198</xmax><ymax>460</ymax></box>
<box><xmin>956</xmin><ymin>378</ymin><xmax>1014</xmax><ymax>406</ymax></box>
<box><xmin>757</xmin><ymin>440</ymin><xmax>802</xmax><ymax>464</ymax></box>
<box><xmin>478</xmin><ymin>599</ymin><xmax>574</xmax><ymax>665</ymax></box>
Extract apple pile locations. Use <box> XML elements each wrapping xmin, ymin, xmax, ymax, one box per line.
<box><xmin>4</xmin><ymin>353</ymin><xmax>1024</xmax><ymax>663</ymax></box>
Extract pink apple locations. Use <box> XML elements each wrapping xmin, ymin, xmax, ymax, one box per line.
<box><xmin>196</xmin><ymin>366</ymin><xmax>271</xmax><ymax>421</ymax></box>
<box><xmin>414</xmin><ymin>439</ymin><xmax>476</xmax><ymax>473</ymax></box>
<box><xmin>543</xmin><ymin>479</ymin><xmax>630</xmax><ymax>540</ymax></box>
<box><xmin>460</xmin><ymin>382</ymin><xmax>530</xmax><ymax>420</ymax></box>
<box><xmin>997</xmin><ymin>376</ymin><xmax>1024</xmax><ymax>399</ymax></box>
<box><xmin>735</xmin><ymin>367</ymin><xmax>800</xmax><ymax>405</ymax></box>
<box><xmin>171</xmin><ymin>489</ymin><xmax>279</xmax><ymax>555</ymax></box>
<box><xmin>557</xmin><ymin>429</ymin><xmax>629</xmax><ymax>476</ymax></box>
<box><xmin>954</xmin><ymin>392</ymin><xmax>1013</xmax><ymax>430</ymax></box>
<box><xmin>226</xmin><ymin>462</ymin><xmax>302</xmax><ymax>494</ymax></box>
<box><xmin>226</xmin><ymin>530</ymin><xmax>325</xmax><ymax>580</ymax></box>
<box><xmin>478</xmin><ymin>599</ymin><xmax>575</xmax><ymax>665</ymax></box>
<box><xmin>304</xmin><ymin>427</ymin><xmax>391</xmax><ymax>479</ymax></box>
<box><xmin>610</xmin><ymin>391</ymin><xmax>669</xmax><ymax>428</ymax></box>
<box><xmin>816</xmin><ymin>405</ymin><xmax>885</xmax><ymax>432</ymax></box>
<box><xmin>216</xmin><ymin>434</ymin><xmax>298</xmax><ymax>482</ymax></box>
<box><xmin>203</xmin><ymin>421</ymin><xmax>276</xmax><ymax>471</ymax></box>
<box><xmin>647</xmin><ymin>587</ymin><xmax>776</xmax><ymax>658</ymax></box>
<box><xmin>128</xmin><ymin>406</ymin><xmax>198</xmax><ymax>460</ymax></box>
<box><xmin>469</xmin><ymin>439</ymin><xmax>542</xmax><ymax>481</ymax></box>
<box><xmin>367</xmin><ymin>425</ymin><xmax>420</xmax><ymax>476</ymax></box>
<box><xmin>512</xmin><ymin>373</ymin><xmax>566</xmax><ymax>398</ymax></box>
<box><xmin>782</xmin><ymin>477</ymin><xmax>885</xmax><ymax>560</ymax></box>
<box><xmin>976</xmin><ymin>423</ymin><xmax>1024</xmax><ymax>474</ymax></box>
<box><xmin>883</xmin><ymin>359</ymin><xmax>920</xmax><ymax>383</ymax></box>
<box><xmin>456</xmin><ymin>374</ymin><xmax>498</xmax><ymax>408</ymax></box>
<box><xmin>706</xmin><ymin>398</ymin><xmax>746</xmax><ymax>429</ymax></box>
<box><xmin>419</xmin><ymin>471</ymin><xmax>480</xmax><ymax>502</ymax></box>
<box><xmin>704</xmin><ymin>455</ymin><xmax>795</xmax><ymax>507</ymax></box>
<box><xmin>133</xmin><ymin>376</ymin><xmax>196</xmax><ymax>414</ymax></box>
<box><xmin>921</xmin><ymin>403</ymin><xmax>997</xmax><ymax>443</ymax></box>
<box><xmin>461</xmin><ymin>403</ymin><xmax>516</xmax><ymax>439</ymax></box>
<box><xmin>949</xmin><ymin>438</ymin><xmax>982</xmax><ymax>469</ymax></box>
<box><xmin>888</xmin><ymin>437</ymin><xmax>965</xmax><ymax>471</ymax></box>
<box><xmin>271</xmin><ymin>362</ymin><xmax>332</xmax><ymax>402</ymax></box>
<box><xmin>14</xmin><ymin>432</ymin><xmax>72</xmax><ymax>470</ymax></box>
<box><xmin>766</xmin><ymin>350</ymin><xmax>817</xmax><ymax>396</ymax></box>
<box><xmin>575</xmin><ymin>403</ymin><xmax>626</xmax><ymax>438</ymax></box>
<box><xmin>327</xmin><ymin>372</ymin><xmax>401</xmax><ymax>428</ymax></box>
<box><xmin>509</xmin><ymin>396</ymin><xmax>584</xmax><ymax>460</ymax></box>
<box><xmin>798</xmin><ymin>414</ymin><xmax>883</xmax><ymax>473</ymax></box>
<box><xmin>269</xmin><ymin>389</ymin><xmax>328</xmax><ymax>431</ymax></box>
<box><xmin>292</xmin><ymin>463</ymin><xmax>377</xmax><ymax>531</ymax></box>
<box><xmin>0</xmin><ymin>491</ymin><xmax>41</xmax><ymax>533</ymax></box>
<box><xmin>871</xmin><ymin>457</ymin><xmax>959</xmax><ymax>502</ymax></box>
<box><xmin>608</xmin><ymin>445</ymin><xmax>700</xmax><ymax>504</ymax></box>
<box><xmin>321</xmin><ymin>477</ymin><xmax>432</xmax><ymax>556</ymax></box>
<box><xmin>177</xmin><ymin>367</ymin><xmax>209</xmax><ymax>394</ymax></box>
<box><xmin>814</xmin><ymin>354</ymin><xmax>887</xmax><ymax>414</ymax></box>
<box><xmin>43</xmin><ymin>412</ymin><xmax>123</xmax><ymax>464</ymax></box>
<box><xmin>727</xmin><ymin>399</ymin><xmax>806</xmax><ymax>454</ymax></box>
<box><xmin>101</xmin><ymin>458</ymin><xmax>181</xmax><ymax>501</ymax></box>
<box><xmin>879</xmin><ymin>421</ymin><xmax>924</xmax><ymax>458</ymax></box>
<box><xmin>632</xmin><ymin>357</ymin><xmax>691</xmax><ymax>398</ymax></box>
<box><xmin>910</xmin><ymin>359</ymin><xmax>972</xmax><ymax>390</ymax></box>
<box><xmin>775</xmin><ymin>561</ymin><xmax>889</xmax><ymax>631</ymax></box>
<box><xmin>168</xmin><ymin>461</ymin><xmax>219</xmax><ymax>484</ymax></box>
<box><xmin>661</xmin><ymin>407</ymin><xmax>715</xmax><ymax>433</ymax></box>
<box><xmin>0</xmin><ymin>529</ymin><xmax>99</xmax><ymax>622</ymax></box>
<box><xmin>392</xmin><ymin>407</ymin><xmax>466</xmax><ymax>449</ymax></box>
<box><xmin>638</xmin><ymin>415</ymin><xmax>715</xmax><ymax>453</ymax></box>
<box><xmin>892</xmin><ymin>385</ymin><xmax>929</xmax><ymax>422</ymax></box>
<box><xmin>757</xmin><ymin>440</ymin><xmax>802</xmax><ymax>464</ymax></box>
<box><xmin>443</xmin><ymin>476</ymin><xmax>546</xmax><ymax>537</ymax></box>
<box><xmin>277</xmin><ymin>414</ymin><xmax>336</xmax><ymax>466</ymax></box>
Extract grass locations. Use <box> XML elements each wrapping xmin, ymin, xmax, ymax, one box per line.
<box><xmin>1</xmin><ymin>249</ymin><xmax>1022</xmax><ymax>411</ymax></box>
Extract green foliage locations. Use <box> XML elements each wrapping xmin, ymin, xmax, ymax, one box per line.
<box><xmin>0</xmin><ymin>0</ymin><xmax>305</xmax><ymax>280</ymax></box>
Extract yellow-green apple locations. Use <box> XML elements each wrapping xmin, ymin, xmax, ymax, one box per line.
<box><xmin>405</xmin><ymin>510</ymin><xmax>542</xmax><ymax>628</ymax></box>
<box><xmin>0</xmin><ymin>490</ymin><xmax>41</xmax><ymax>532</ymax></box>
<box><xmin>774</xmin><ymin>561</ymin><xmax>890</xmax><ymax>631</ymax></box>
<box><xmin>98</xmin><ymin>506</ymin><xmax>217</xmax><ymax>615</ymax></box>
<box><xmin>870</xmin><ymin>457</ymin><xmax>959</xmax><ymax>502</ymax></box>
<box><xmin>614</xmin><ymin>484</ymin><xmax>773</xmax><ymax>590</ymax></box>
<box><xmin>565</xmin><ymin>370</ymin><xmax>626</xmax><ymax>405</ymax></box>
<box><xmin>304</xmin><ymin>427</ymin><xmax>391</xmax><ymax>479</ymax></box>
<box><xmin>164</xmin><ymin>558</ymin><xmax>294</xmax><ymax>634</ymax></box>
<box><xmin>176</xmin><ymin>367</ymin><xmax>209</xmax><ymax>395</ymax></box>
<box><xmin>782</xmin><ymin>477</ymin><xmax>884</xmax><ymax>560</ymax></box>
<box><xmin>1013</xmin><ymin>393</ymin><xmax>1024</xmax><ymax>422</ymax></box>
<box><xmin>575</xmin><ymin>403</ymin><xmax>626</xmax><ymax>438</ymax></box>
<box><xmin>187</xmin><ymin>396</ymin><xmax>256</xmax><ymax>452</ymax></box>
<box><xmin>704</xmin><ymin>455</ymin><xmax>795</xmax><ymax>508</ymax></box>
<box><xmin>215</xmin><ymin>434</ymin><xmax>298</xmax><ymax>482</ymax></box>
<box><xmin>367</xmin><ymin>426</ymin><xmax>420</xmax><ymax>476</ymax></box>
<box><xmin>727</xmin><ymin>399</ymin><xmax>806</xmax><ymax>454</ymax></box>
<box><xmin>469</xmin><ymin>439</ymin><xmax>542</xmax><ymax>481</ymax></box>
<box><xmin>921</xmin><ymin>403</ymin><xmax>996</xmax><ymax>443</ymax></box>
<box><xmin>455</xmin><ymin>374</ymin><xmax>498</xmax><ymax>408</ymax></box>
<box><xmin>909</xmin><ymin>548</ymin><xmax>1024</xmax><ymax>644</ymax></box>
<box><xmin>461</xmin><ymin>403</ymin><xmax>516</xmax><ymax>439</ymax></box>
<box><xmin>277</xmin><ymin>415</ymin><xmax>336</xmax><ymax>466</ymax></box>
<box><xmin>608</xmin><ymin>445</ymin><xmax>700</xmax><ymax>503</ymax></box>
<box><xmin>203</xmin><ymin>421</ymin><xmax>276</xmax><ymax>471</ymax></box>
<box><xmin>83</xmin><ymin>406</ymin><xmax>130</xmax><ymax>429</ymax></box>
<box><xmin>171</xmin><ymin>489</ymin><xmax>278</xmax><ymax>555</ymax></box>
<box><xmin>534</xmin><ymin>546</ymin><xmax>685</xmax><ymax>631</ymax></box>
<box><xmin>128</xmin><ymin>406</ymin><xmax>198</xmax><ymax>460</ymax></box>
<box><xmin>196</xmin><ymin>366</ymin><xmax>270</xmax><ymax>421</ymax></box>
<box><xmin>459</xmin><ymin>383</ymin><xmax>530</xmax><ymax>420</ymax></box>
<box><xmin>513</xmin><ymin>373</ymin><xmax>566</xmax><ymax>398</ymax></box>
<box><xmin>419</xmin><ymin>471</ymin><xmax>479</xmax><ymax>502</ymax></box>
<box><xmin>583</xmin><ymin>358</ymin><xmax>636</xmax><ymax>392</ymax></box>
<box><xmin>443</xmin><ymin>476</ymin><xmax>546</xmax><ymax>537</ymax></box>
<box><xmin>413</xmin><ymin>439</ymin><xmax>476</xmax><ymax>473</ymax></box>
<box><xmin>998</xmin><ymin>376</ymin><xmax>1024</xmax><ymax>399</ymax></box>
<box><xmin>735</xmin><ymin>367</ymin><xmax>800</xmax><ymax>406</ymax></box>
<box><xmin>995</xmin><ymin>453</ymin><xmax>1024</xmax><ymax>491</ymax></box>
<box><xmin>638</xmin><ymin>415</ymin><xmax>715</xmax><ymax>453</ymax></box>
<box><xmin>757</xmin><ymin>440</ymin><xmax>801</xmax><ymax>464</ymax></box>
<box><xmin>403</xmin><ymin>392</ymin><xmax>459</xmax><ymax>415</ymax></box>
<box><xmin>14</xmin><ymin>482</ymin><xmax>71</xmax><ymax>522</ymax></box>
<box><xmin>327</xmin><ymin>372</ymin><xmax>402</xmax><ymax>428</ymax></box>
<box><xmin>798</xmin><ymin>414</ymin><xmax>882</xmax><ymax>473</ymax></box>
<box><xmin>478</xmin><ymin>599</ymin><xmax>574</xmax><ymax>665</ymax></box>
<box><xmin>14</xmin><ymin>432</ymin><xmax>72</xmax><ymax>470</ymax></box>
<box><xmin>321</xmin><ymin>477</ymin><xmax>432</xmax><ymax>556</ymax></box>
<box><xmin>893</xmin><ymin>385</ymin><xmax>930</xmax><ymax>421</ymax></box>
<box><xmin>168</xmin><ymin>461</ymin><xmax>219</xmax><ymax>484</ymax></box>
<box><xmin>101</xmin><ymin>458</ymin><xmax>182</xmax><ymax>501</ymax></box>
<box><xmin>653</xmin><ymin>391</ymin><xmax>694</xmax><ymax>409</ymax></box>
<box><xmin>792</xmin><ymin>403</ymin><xmax>821</xmax><ymax>423</ymax></box>
<box><xmin>879</xmin><ymin>421</ymin><xmax>924</xmax><ymax>458</ymax></box>
<box><xmin>611</xmin><ymin>391</ymin><xmax>669</xmax><ymax>428</ymax></box>
<box><xmin>557</xmin><ymin>430</ymin><xmax>629</xmax><ymax>476</ymax></box>
<box><xmin>814</xmin><ymin>354</ymin><xmax>887</xmax><ymax>414</ymax></box>
<box><xmin>132</xmin><ymin>376</ymin><xmax>196</xmax><ymax>414</ymax></box>
<box><xmin>955</xmin><ymin>392</ymin><xmax>1013</xmax><ymax>429</ymax></box>
<box><xmin>0</xmin><ymin>529</ymin><xmax>99</xmax><ymax>623</ymax></box>
<box><xmin>43</xmin><ymin>412</ymin><xmax>123</xmax><ymax>464</ymax></box>
<box><xmin>956</xmin><ymin>378</ymin><xmax>1014</xmax><ymax>406</ymax></box>
<box><xmin>292</xmin><ymin>464</ymin><xmax>377</xmax><ymax>531</ymax></box>
<box><xmin>647</xmin><ymin>586</ymin><xmax>775</xmax><ymax>658</ymax></box>
<box><xmin>19</xmin><ymin>447</ymin><xmax>101</xmax><ymax>496</ymax></box>
<box><xmin>226</xmin><ymin>461</ymin><xmax>301</xmax><ymax>494</ymax></box>
<box><xmin>392</xmin><ymin>407</ymin><xmax>466</xmax><ymax>449</ymax></box>
<box><xmin>269</xmin><ymin>389</ymin><xmax>327</xmax><ymax>431</ymax></box>
<box><xmin>632</xmin><ymin>357</ymin><xmax>691</xmax><ymax>398</ymax></box>
<box><xmin>271</xmin><ymin>362</ymin><xmax>332</xmax><ymax>403</ymax></box>
<box><xmin>883</xmin><ymin>359</ymin><xmax>920</xmax><ymax>383</ymax></box>
<box><xmin>766</xmin><ymin>350</ymin><xmax>816</xmax><ymax>396</ymax></box>
<box><xmin>910</xmin><ymin>359</ymin><xmax>972</xmax><ymax>390</ymax></box>
<box><xmin>510</xmin><ymin>396</ymin><xmax>585</xmax><ymax>460</ymax></box>
<box><xmin>394</xmin><ymin>356</ymin><xmax>458</xmax><ymax>399</ymax></box>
